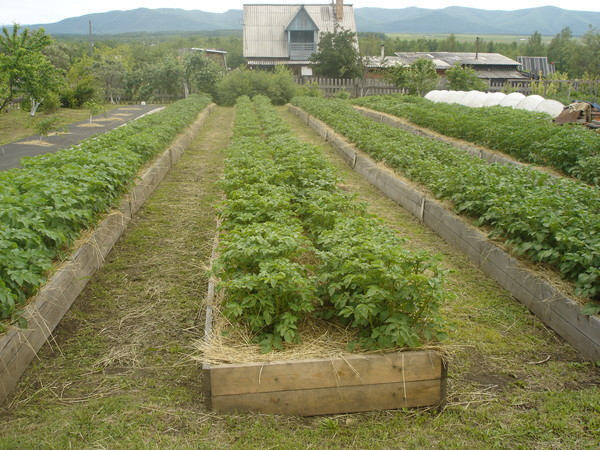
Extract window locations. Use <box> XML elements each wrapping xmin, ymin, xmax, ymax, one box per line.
<box><xmin>290</xmin><ymin>30</ymin><xmax>314</xmax><ymax>44</ymax></box>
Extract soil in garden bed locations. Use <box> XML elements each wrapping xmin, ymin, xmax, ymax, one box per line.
<box><xmin>0</xmin><ymin>105</ymin><xmax>598</xmax><ymax>449</ymax></box>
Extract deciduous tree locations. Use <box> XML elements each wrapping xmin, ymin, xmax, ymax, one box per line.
<box><xmin>445</xmin><ymin>62</ymin><xmax>487</xmax><ymax>91</ymax></box>
<box><xmin>385</xmin><ymin>59</ymin><xmax>439</xmax><ymax>96</ymax></box>
<box><xmin>0</xmin><ymin>24</ymin><xmax>65</xmax><ymax>115</ymax></box>
<box><xmin>312</xmin><ymin>25</ymin><xmax>364</xmax><ymax>78</ymax></box>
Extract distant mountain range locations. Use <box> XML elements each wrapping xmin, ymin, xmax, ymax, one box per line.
<box><xmin>13</xmin><ymin>6</ymin><xmax>600</xmax><ymax>36</ymax></box>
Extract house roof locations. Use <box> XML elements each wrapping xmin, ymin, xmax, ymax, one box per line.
<box><xmin>189</xmin><ymin>48</ymin><xmax>227</xmax><ymax>55</ymax></box>
<box><xmin>516</xmin><ymin>56</ymin><xmax>555</xmax><ymax>76</ymax></box>
<box><xmin>391</xmin><ymin>52</ymin><xmax>520</xmax><ymax>67</ymax></box>
<box><xmin>365</xmin><ymin>54</ymin><xmax>527</xmax><ymax>79</ymax></box>
<box><xmin>243</xmin><ymin>4</ymin><xmax>357</xmax><ymax>59</ymax></box>
<box><xmin>365</xmin><ymin>55</ymin><xmax>451</xmax><ymax>70</ymax></box>
<box><xmin>477</xmin><ymin>69</ymin><xmax>527</xmax><ymax>79</ymax></box>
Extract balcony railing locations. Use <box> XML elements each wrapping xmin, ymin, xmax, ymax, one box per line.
<box><xmin>290</xmin><ymin>42</ymin><xmax>316</xmax><ymax>52</ymax></box>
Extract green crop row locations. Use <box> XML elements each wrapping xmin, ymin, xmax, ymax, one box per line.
<box><xmin>292</xmin><ymin>96</ymin><xmax>600</xmax><ymax>303</ymax></box>
<box><xmin>353</xmin><ymin>95</ymin><xmax>600</xmax><ymax>186</ymax></box>
<box><xmin>215</xmin><ymin>96</ymin><xmax>449</xmax><ymax>352</ymax></box>
<box><xmin>0</xmin><ymin>95</ymin><xmax>212</xmax><ymax>328</ymax></box>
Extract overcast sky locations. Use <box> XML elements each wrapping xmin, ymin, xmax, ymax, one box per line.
<box><xmin>2</xmin><ymin>1</ymin><xmax>600</xmax><ymax>26</ymax></box>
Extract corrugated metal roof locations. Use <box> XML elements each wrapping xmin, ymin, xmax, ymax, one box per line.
<box><xmin>516</xmin><ymin>56</ymin><xmax>555</xmax><ymax>76</ymax></box>
<box><xmin>365</xmin><ymin>56</ymin><xmax>527</xmax><ymax>79</ymax></box>
<box><xmin>189</xmin><ymin>48</ymin><xmax>227</xmax><ymax>54</ymax></box>
<box><xmin>365</xmin><ymin>55</ymin><xmax>451</xmax><ymax>70</ymax></box>
<box><xmin>392</xmin><ymin>52</ymin><xmax>520</xmax><ymax>67</ymax></box>
<box><xmin>477</xmin><ymin>69</ymin><xmax>527</xmax><ymax>79</ymax></box>
<box><xmin>243</xmin><ymin>4</ymin><xmax>357</xmax><ymax>58</ymax></box>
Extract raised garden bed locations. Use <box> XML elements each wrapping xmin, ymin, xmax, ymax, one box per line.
<box><xmin>0</xmin><ymin>104</ymin><xmax>215</xmax><ymax>405</ymax></box>
<box><xmin>199</xmin><ymin>96</ymin><xmax>448</xmax><ymax>416</ymax></box>
<box><xmin>201</xmin><ymin>269</ymin><xmax>447</xmax><ymax>416</ymax></box>
<box><xmin>288</xmin><ymin>103</ymin><xmax>600</xmax><ymax>362</ymax></box>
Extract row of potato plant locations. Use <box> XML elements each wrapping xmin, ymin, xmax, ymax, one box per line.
<box><xmin>353</xmin><ymin>95</ymin><xmax>600</xmax><ymax>186</ymax></box>
<box><xmin>214</xmin><ymin>96</ymin><xmax>449</xmax><ymax>352</ymax></box>
<box><xmin>292</xmin><ymin>97</ymin><xmax>600</xmax><ymax>304</ymax></box>
<box><xmin>0</xmin><ymin>95</ymin><xmax>212</xmax><ymax>328</ymax></box>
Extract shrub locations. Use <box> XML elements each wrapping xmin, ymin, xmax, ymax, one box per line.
<box><xmin>216</xmin><ymin>66</ymin><xmax>298</xmax><ymax>106</ymax></box>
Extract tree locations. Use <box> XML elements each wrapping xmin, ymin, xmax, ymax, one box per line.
<box><xmin>547</xmin><ymin>27</ymin><xmax>575</xmax><ymax>75</ymax></box>
<box><xmin>183</xmin><ymin>51</ymin><xmax>224</xmax><ymax>98</ymax></box>
<box><xmin>0</xmin><ymin>24</ymin><xmax>65</xmax><ymax>115</ymax></box>
<box><xmin>440</xmin><ymin>34</ymin><xmax>458</xmax><ymax>52</ymax></box>
<box><xmin>30</xmin><ymin>116</ymin><xmax>65</xmax><ymax>141</ymax></box>
<box><xmin>63</xmin><ymin>56</ymin><xmax>98</xmax><ymax>108</ymax></box>
<box><xmin>571</xmin><ymin>27</ymin><xmax>600</xmax><ymax>77</ymax></box>
<box><xmin>445</xmin><ymin>62</ymin><xmax>487</xmax><ymax>91</ymax></box>
<box><xmin>312</xmin><ymin>25</ymin><xmax>363</xmax><ymax>78</ymax></box>
<box><xmin>385</xmin><ymin>59</ymin><xmax>439</xmax><ymax>96</ymax></box>
<box><xmin>523</xmin><ymin>31</ymin><xmax>545</xmax><ymax>56</ymax></box>
<box><xmin>92</xmin><ymin>55</ymin><xmax>126</xmax><ymax>104</ymax></box>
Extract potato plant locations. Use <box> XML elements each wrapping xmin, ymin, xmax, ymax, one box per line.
<box><xmin>215</xmin><ymin>96</ymin><xmax>449</xmax><ymax>352</ymax></box>
<box><xmin>292</xmin><ymin>96</ymin><xmax>600</xmax><ymax>302</ymax></box>
<box><xmin>0</xmin><ymin>95</ymin><xmax>212</xmax><ymax>328</ymax></box>
<box><xmin>353</xmin><ymin>95</ymin><xmax>600</xmax><ymax>186</ymax></box>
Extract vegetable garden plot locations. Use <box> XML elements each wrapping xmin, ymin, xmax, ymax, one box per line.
<box><xmin>291</xmin><ymin>97</ymin><xmax>600</xmax><ymax>304</ymax></box>
<box><xmin>353</xmin><ymin>95</ymin><xmax>600</xmax><ymax>187</ymax></box>
<box><xmin>289</xmin><ymin>98</ymin><xmax>600</xmax><ymax>362</ymax></box>
<box><xmin>0</xmin><ymin>96</ymin><xmax>214</xmax><ymax>405</ymax></box>
<box><xmin>200</xmin><ymin>96</ymin><xmax>448</xmax><ymax>415</ymax></box>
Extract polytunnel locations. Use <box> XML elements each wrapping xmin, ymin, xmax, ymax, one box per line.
<box><xmin>534</xmin><ymin>99</ymin><xmax>565</xmax><ymax>118</ymax></box>
<box><xmin>515</xmin><ymin>95</ymin><xmax>545</xmax><ymax>111</ymax></box>
<box><xmin>424</xmin><ymin>90</ymin><xmax>446</xmax><ymax>102</ymax></box>
<box><xmin>460</xmin><ymin>91</ymin><xmax>489</xmax><ymax>107</ymax></box>
<box><xmin>481</xmin><ymin>92</ymin><xmax>507</xmax><ymax>107</ymax></box>
<box><xmin>499</xmin><ymin>92</ymin><xmax>526</xmax><ymax>108</ymax></box>
<box><xmin>445</xmin><ymin>90</ymin><xmax>468</xmax><ymax>104</ymax></box>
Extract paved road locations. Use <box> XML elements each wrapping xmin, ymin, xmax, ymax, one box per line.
<box><xmin>0</xmin><ymin>104</ymin><xmax>164</xmax><ymax>171</ymax></box>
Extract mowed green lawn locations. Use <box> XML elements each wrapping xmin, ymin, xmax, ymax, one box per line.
<box><xmin>0</xmin><ymin>106</ymin><xmax>122</xmax><ymax>146</ymax></box>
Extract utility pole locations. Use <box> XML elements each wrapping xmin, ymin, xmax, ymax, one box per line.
<box><xmin>89</xmin><ymin>20</ymin><xmax>93</xmax><ymax>56</ymax></box>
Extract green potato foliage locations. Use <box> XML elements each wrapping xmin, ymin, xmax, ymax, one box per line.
<box><xmin>215</xmin><ymin>96</ymin><xmax>449</xmax><ymax>352</ymax></box>
<box><xmin>292</xmin><ymin>96</ymin><xmax>600</xmax><ymax>303</ymax></box>
<box><xmin>0</xmin><ymin>95</ymin><xmax>212</xmax><ymax>328</ymax></box>
<box><xmin>353</xmin><ymin>94</ymin><xmax>600</xmax><ymax>186</ymax></box>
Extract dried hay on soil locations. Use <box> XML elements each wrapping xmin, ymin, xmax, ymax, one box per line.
<box><xmin>193</xmin><ymin>284</ymin><xmax>447</xmax><ymax>366</ymax></box>
<box><xmin>16</xmin><ymin>140</ymin><xmax>54</xmax><ymax>147</ymax></box>
<box><xmin>75</xmin><ymin>123</ymin><xmax>105</xmax><ymax>128</ymax></box>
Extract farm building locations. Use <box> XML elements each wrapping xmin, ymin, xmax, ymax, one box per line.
<box><xmin>516</xmin><ymin>56</ymin><xmax>556</xmax><ymax>78</ymax></box>
<box><xmin>243</xmin><ymin>1</ymin><xmax>358</xmax><ymax>75</ymax></box>
<box><xmin>366</xmin><ymin>51</ymin><xmax>528</xmax><ymax>83</ymax></box>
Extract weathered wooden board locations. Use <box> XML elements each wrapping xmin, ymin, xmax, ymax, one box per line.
<box><xmin>211</xmin><ymin>379</ymin><xmax>443</xmax><ymax>416</ymax></box>
<box><xmin>204</xmin><ymin>351</ymin><xmax>446</xmax><ymax>416</ymax></box>
<box><xmin>289</xmin><ymin>104</ymin><xmax>600</xmax><ymax>362</ymax></box>
<box><xmin>0</xmin><ymin>104</ymin><xmax>215</xmax><ymax>406</ymax></box>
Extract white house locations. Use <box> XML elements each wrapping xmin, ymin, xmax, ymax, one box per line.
<box><xmin>243</xmin><ymin>1</ymin><xmax>357</xmax><ymax>75</ymax></box>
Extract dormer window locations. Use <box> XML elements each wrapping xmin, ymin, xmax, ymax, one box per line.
<box><xmin>285</xmin><ymin>6</ymin><xmax>319</xmax><ymax>60</ymax></box>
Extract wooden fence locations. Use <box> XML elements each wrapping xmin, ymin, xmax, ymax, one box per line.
<box><xmin>295</xmin><ymin>76</ymin><xmax>406</xmax><ymax>97</ymax></box>
<box><xmin>295</xmin><ymin>76</ymin><xmax>600</xmax><ymax>103</ymax></box>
